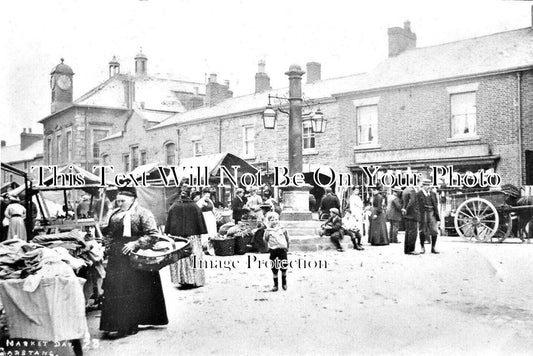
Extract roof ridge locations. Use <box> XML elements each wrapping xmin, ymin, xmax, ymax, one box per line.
<box><xmin>405</xmin><ymin>26</ymin><xmax>530</xmax><ymax>53</ymax></box>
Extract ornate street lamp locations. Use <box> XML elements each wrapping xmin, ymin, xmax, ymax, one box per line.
<box><xmin>262</xmin><ymin>99</ymin><xmax>277</xmax><ymax>130</ymax></box>
<box><xmin>260</xmin><ymin>64</ymin><xmax>329</xmax><ymax>221</ymax></box>
<box><xmin>262</xmin><ymin>95</ymin><xmax>326</xmax><ymax>134</ymax></box>
<box><xmin>311</xmin><ymin>108</ymin><xmax>327</xmax><ymax>133</ymax></box>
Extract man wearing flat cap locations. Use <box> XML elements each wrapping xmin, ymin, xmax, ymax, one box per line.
<box><xmin>417</xmin><ymin>179</ymin><xmax>440</xmax><ymax>254</ymax></box>
<box><xmin>321</xmin><ymin>207</ymin><xmax>344</xmax><ymax>252</ymax></box>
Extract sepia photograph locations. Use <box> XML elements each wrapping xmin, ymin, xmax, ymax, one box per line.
<box><xmin>1</xmin><ymin>0</ymin><xmax>533</xmax><ymax>355</ymax></box>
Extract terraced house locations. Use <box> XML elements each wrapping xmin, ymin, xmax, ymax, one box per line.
<box><xmin>98</xmin><ymin>19</ymin><xmax>533</xmax><ymax>203</ymax></box>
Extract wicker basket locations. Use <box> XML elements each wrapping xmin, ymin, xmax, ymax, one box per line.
<box><xmin>234</xmin><ymin>233</ymin><xmax>251</xmax><ymax>255</ymax></box>
<box><xmin>129</xmin><ymin>235</ymin><xmax>191</xmax><ymax>272</ymax></box>
<box><xmin>212</xmin><ymin>238</ymin><xmax>235</xmax><ymax>256</ymax></box>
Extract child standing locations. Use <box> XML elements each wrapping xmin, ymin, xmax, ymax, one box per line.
<box><xmin>264</xmin><ymin>211</ymin><xmax>290</xmax><ymax>291</ymax></box>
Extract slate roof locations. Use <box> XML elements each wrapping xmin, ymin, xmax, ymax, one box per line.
<box><xmin>39</xmin><ymin>73</ymin><xmax>205</xmax><ymax>123</ymax></box>
<box><xmin>151</xmin><ymin>27</ymin><xmax>533</xmax><ymax>130</ymax></box>
<box><xmin>1</xmin><ymin>141</ymin><xmax>43</xmax><ymax>164</ymax></box>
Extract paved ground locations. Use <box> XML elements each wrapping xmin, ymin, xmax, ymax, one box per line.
<box><xmin>84</xmin><ymin>234</ymin><xmax>533</xmax><ymax>355</ymax></box>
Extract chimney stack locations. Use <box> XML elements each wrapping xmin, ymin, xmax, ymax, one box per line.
<box><xmin>1</xmin><ymin>140</ymin><xmax>6</xmax><ymax>147</ymax></box>
<box><xmin>306</xmin><ymin>62</ymin><xmax>321</xmax><ymax>84</ymax></box>
<box><xmin>20</xmin><ymin>128</ymin><xmax>43</xmax><ymax>150</ymax></box>
<box><xmin>255</xmin><ymin>60</ymin><xmax>271</xmax><ymax>93</ymax></box>
<box><xmin>387</xmin><ymin>21</ymin><xmax>417</xmax><ymax>57</ymax></box>
<box><xmin>205</xmin><ymin>73</ymin><xmax>233</xmax><ymax>106</ymax></box>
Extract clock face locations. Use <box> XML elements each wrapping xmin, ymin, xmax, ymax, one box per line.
<box><xmin>50</xmin><ymin>76</ymin><xmax>56</xmax><ymax>89</ymax></box>
<box><xmin>57</xmin><ymin>75</ymin><xmax>72</xmax><ymax>90</ymax></box>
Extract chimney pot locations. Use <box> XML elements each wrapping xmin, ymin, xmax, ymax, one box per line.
<box><xmin>255</xmin><ymin>60</ymin><xmax>271</xmax><ymax>93</ymax></box>
<box><xmin>23</xmin><ymin>128</ymin><xmax>26</xmax><ymax>134</ymax></box>
<box><xmin>404</xmin><ymin>21</ymin><xmax>411</xmax><ymax>32</ymax></box>
<box><xmin>224</xmin><ymin>80</ymin><xmax>230</xmax><ymax>87</ymax></box>
<box><xmin>29</xmin><ymin>128</ymin><xmax>32</xmax><ymax>133</ymax></box>
<box><xmin>258</xmin><ymin>60</ymin><xmax>266</xmax><ymax>73</ymax></box>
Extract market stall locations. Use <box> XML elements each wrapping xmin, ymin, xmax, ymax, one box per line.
<box><xmin>0</xmin><ymin>239</ymin><xmax>87</xmax><ymax>355</ymax></box>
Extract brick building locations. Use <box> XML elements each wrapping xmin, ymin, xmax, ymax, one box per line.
<box><xmin>38</xmin><ymin>51</ymin><xmax>207</xmax><ymax>172</ymax></box>
<box><xmin>0</xmin><ymin>129</ymin><xmax>44</xmax><ymax>187</ymax></box>
<box><xmin>99</xmin><ymin>20</ymin><xmax>533</xmax><ymax>203</ymax></box>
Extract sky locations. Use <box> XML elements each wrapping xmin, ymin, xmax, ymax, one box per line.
<box><xmin>0</xmin><ymin>0</ymin><xmax>531</xmax><ymax>146</ymax></box>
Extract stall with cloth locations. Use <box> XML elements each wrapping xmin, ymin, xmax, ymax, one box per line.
<box><xmin>0</xmin><ymin>239</ymin><xmax>87</xmax><ymax>356</ymax></box>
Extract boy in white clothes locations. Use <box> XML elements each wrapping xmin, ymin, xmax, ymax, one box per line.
<box><xmin>264</xmin><ymin>211</ymin><xmax>290</xmax><ymax>291</ymax></box>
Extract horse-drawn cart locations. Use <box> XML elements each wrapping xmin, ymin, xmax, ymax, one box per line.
<box><xmin>451</xmin><ymin>187</ymin><xmax>533</xmax><ymax>242</ymax></box>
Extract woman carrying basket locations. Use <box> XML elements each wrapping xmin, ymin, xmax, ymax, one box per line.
<box><xmin>100</xmin><ymin>186</ymin><xmax>168</xmax><ymax>339</ymax></box>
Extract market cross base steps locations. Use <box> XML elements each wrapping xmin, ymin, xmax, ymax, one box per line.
<box><xmin>282</xmin><ymin>219</ymin><xmax>356</xmax><ymax>252</ymax></box>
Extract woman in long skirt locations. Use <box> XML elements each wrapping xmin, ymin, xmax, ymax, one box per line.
<box><xmin>166</xmin><ymin>189</ymin><xmax>208</xmax><ymax>287</ymax></box>
<box><xmin>100</xmin><ymin>187</ymin><xmax>168</xmax><ymax>338</ymax></box>
<box><xmin>5</xmin><ymin>198</ymin><xmax>27</xmax><ymax>241</ymax></box>
<box><xmin>369</xmin><ymin>186</ymin><xmax>389</xmax><ymax>246</ymax></box>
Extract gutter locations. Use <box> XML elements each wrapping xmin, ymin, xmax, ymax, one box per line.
<box><xmin>333</xmin><ymin>65</ymin><xmax>533</xmax><ymax>98</ymax></box>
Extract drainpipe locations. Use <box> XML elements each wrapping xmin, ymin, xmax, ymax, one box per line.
<box><xmin>85</xmin><ymin>108</ymin><xmax>89</xmax><ymax>171</ymax></box>
<box><xmin>218</xmin><ymin>118</ymin><xmax>222</xmax><ymax>153</ymax></box>
<box><xmin>517</xmin><ymin>72</ymin><xmax>523</xmax><ymax>187</ymax></box>
<box><xmin>176</xmin><ymin>128</ymin><xmax>181</xmax><ymax>164</ymax></box>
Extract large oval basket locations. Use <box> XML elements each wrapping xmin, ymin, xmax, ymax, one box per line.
<box><xmin>129</xmin><ymin>235</ymin><xmax>192</xmax><ymax>272</ymax></box>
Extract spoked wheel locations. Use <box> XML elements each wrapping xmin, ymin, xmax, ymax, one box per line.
<box><xmin>493</xmin><ymin>211</ymin><xmax>513</xmax><ymax>243</ymax></box>
<box><xmin>454</xmin><ymin>198</ymin><xmax>499</xmax><ymax>242</ymax></box>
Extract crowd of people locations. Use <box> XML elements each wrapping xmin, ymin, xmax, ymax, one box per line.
<box><xmin>319</xmin><ymin>180</ymin><xmax>442</xmax><ymax>255</ymax></box>
<box><xmin>1</xmin><ymin>181</ymin><xmax>445</xmax><ymax>341</ymax></box>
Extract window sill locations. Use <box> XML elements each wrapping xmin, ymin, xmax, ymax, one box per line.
<box><xmin>353</xmin><ymin>143</ymin><xmax>381</xmax><ymax>151</ymax></box>
<box><xmin>303</xmin><ymin>148</ymin><xmax>319</xmax><ymax>156</ymax></box>
<box><xmin>446</xmin><ymin>135</ymin><xmax>480</xmax><ymax>143</ymax></box>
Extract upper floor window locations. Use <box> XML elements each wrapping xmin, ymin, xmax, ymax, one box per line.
<box><xmin>123</xmin><ymin>154</ymin><xmax>130</xmax><ymax>172</ymax></box>
<box><xmin>242</xmin><ymin>126</ymin><xmax>255</xmax><ymax>157</ymax></box>
<box><xmin>92</xmin><ymin>129</ymin><xmax>109</xmax><ymax>159</ymax></box>
<box><xmin>165</xmin><ymin>142</ymin><xmax>176</xmax><ymax>165</ymax></box>
<box><xmin>46</xmin><ymin>136</ymin><xmax>53</xmax><ymax>164</ymax></box>
<box><xmin>193</xmin><ymin>140</ymin><xmax>203</xmax><ymax>157</ymax></box>
<box><xmin>65</xmin><ymin>129</ymin><xmax>72</xmax><ymax>161</ymax></box>
<box><xmin>356</xmin><ymin>105</ymin><xmax>378</xmax><ymax>145</ymax></box>
<box><xmin>55</xmin><ymin>132</ymin><xmax>62</xmax><ymax>164</ymax></box>
<box><xmin>451</xmin><ymin>92</ymin><xmax>476</xmax><ymax>137</ymax></box>
<box><xmin>140</xmin><ymin>151</ymin><xmax>147</xmax><ymax>166</ymax></box>
<box><xmin>131</xmin><ymin>146</ymin><xmax>139</xmax><ymax>170</ymax></box>
<box><xmin>303</xmin><ymin>121</ymin><xmax>316</xmax><ymax>150</ymax></box>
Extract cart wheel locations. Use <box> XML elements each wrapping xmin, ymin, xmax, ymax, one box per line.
<box><xmin>454</xmin><ymin>198</ymin><xmax>499</xmax><ymax>242</ymax></box>
<box><xmin>493</xmin><ymin>211</ymin><xmax>513</xmax><ymax>243</ymax></box>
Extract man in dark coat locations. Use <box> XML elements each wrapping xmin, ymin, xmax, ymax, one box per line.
<box><xmin>165</xmin><ymin>190</ymin><xmax>207</xmax><ymax>237</ymax></box>
<box><xmin>231</xmin><ymin>188</ymin><xmax>247</xmax><ymax>224</ymax></box>
<box><xmin>319</xmin><ymin>188</ymin><xmax>340</xmax><ymax>218</ymax></box>
<box><xmin>417</xmin><ymin>180</ymin><xmax>440</xmax><ymax>254</ymax></box>
<box><xmin>402</xmin><ymin>186</ymin><xmax>420</xmax><ymax>255</ymax></box>
<box><xmin>386</xmin><ymin>187</ymin><xmax>403</xmax><ymax>243</ymax></box>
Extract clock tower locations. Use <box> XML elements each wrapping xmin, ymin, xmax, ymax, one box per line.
<box><xmin>50</xmin><ymin>58</ymin><xmax>74</xmax><ymax>113</ymax></box>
